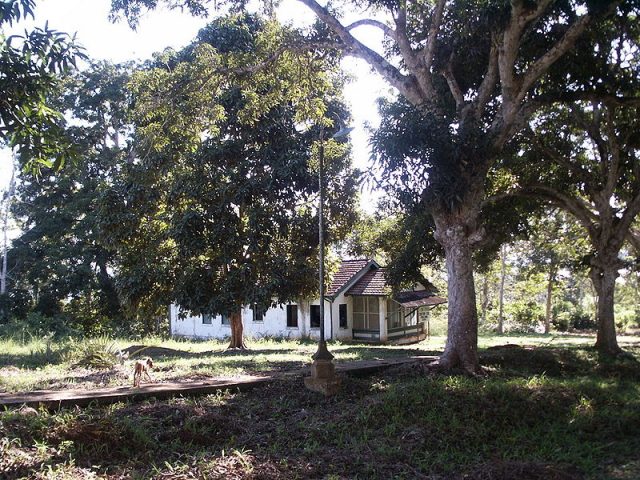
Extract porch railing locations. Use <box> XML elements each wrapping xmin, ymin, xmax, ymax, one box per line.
<box><xmin>352</xmin><ymin>328</ymin><xmax>380</xmax><ymax>341</ymax></box>
<box><xmin>352</xmin><ymin>322</ymin><xmax>425</xmax><ymax>341</ymax></box>
<box><xmin>387</xmin><ymin>322</ymin><xmax>425</xmax><ymax>340</ymax></box>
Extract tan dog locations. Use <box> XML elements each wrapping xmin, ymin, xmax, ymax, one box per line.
<box><xmin>133</xmin><ymin>357</ymin><xmax>153</xmax><ymax>387</ymax></box>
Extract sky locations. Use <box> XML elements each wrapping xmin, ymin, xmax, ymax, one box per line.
<box><xmin>0</xmin><ymin>0</ymin><xmax>391</xmax><ymax>210</ymax></box>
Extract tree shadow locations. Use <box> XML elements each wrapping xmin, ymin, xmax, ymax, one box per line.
<box><xmin>480</xmin><ymin>344</ymin><xmax>640</xmax><ymax>380</ymax></box>
<box><xmin>332</xmin><ymin>346</ymin><xmax>442</xmax><ymax>360</ymax></box>
<box><xmin>3</xmin><ymin>362</ymin><xmax>638</xmax><ymax>480</ymax></box>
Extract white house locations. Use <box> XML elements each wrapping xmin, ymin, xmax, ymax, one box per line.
<box><xmin>170</xmin><ymin>259</ymin><xmax>447</xmax><ymax>344</ymax></box>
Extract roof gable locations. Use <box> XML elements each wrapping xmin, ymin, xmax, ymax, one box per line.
<box><xmin>326</xmin><ymin>259</ymin><xmax>379</xmax><ymax>297</ymax></box>
<box><xmin>344</xmin><ymin>267</ymin><xmax>390</xmax><ymax>296</ymax></box>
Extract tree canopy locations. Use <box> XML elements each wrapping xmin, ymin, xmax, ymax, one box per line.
<box><xmin>98</xmin><ymin>14</ymin><xmax>359</xmax><ymax>347</ymax></box>
<box><xmin>1</xmin><ymin>0</ymin><xmax>85</xmax><ymax>169</ymax></box>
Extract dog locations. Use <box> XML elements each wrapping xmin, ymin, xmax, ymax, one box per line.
<box><xmin>132</xmin><ymin>357</ymin><xmax>154</xmax><ymax>387</ymax></box>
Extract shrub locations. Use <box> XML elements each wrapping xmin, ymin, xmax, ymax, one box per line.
<box><xmin>63</xmin><ymin>336</ymin><xmax>126</xmax><ymax>369</ymax></box>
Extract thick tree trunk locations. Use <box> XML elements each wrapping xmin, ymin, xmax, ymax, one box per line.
<box><xmin>435</xmin><ymin>220</ymin><xmax>481</xmax><ymax>374</ymax></box>
<box><xmin>228</xmin><ymin>308</ymin><xmax>247</xmax><ymax>350</ymax></box>
<box><xmin>591</xmin><ymin>266</ymin><xmax>621</xmax><ymax>356</ymax></box>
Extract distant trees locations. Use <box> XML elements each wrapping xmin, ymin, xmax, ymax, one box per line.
<box><xmin>508</xmin><ymin>101</ymin><xmax>640</xmax><ymax>355</ymax></box>
<box><xmin>6</xmin><ymin>62</ymin><xmax>132</xmax><ymax>333</ymax></box>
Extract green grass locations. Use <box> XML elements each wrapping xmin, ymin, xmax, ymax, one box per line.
<box><xmin>0</xmin><ymin>333</ymin><xmax>638</xmax><ymax>393</ymax></box>
<box><xmin>1</xmin><ymin>333</ymin><xmax>639</xmax><ymax>479</ymax></box>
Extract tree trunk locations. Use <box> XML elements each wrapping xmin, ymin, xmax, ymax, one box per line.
<box><xmin>591</xmin><ymin>266</ymin><xmax>621</xmax><ymax>356</ymax></box>
<box><xmin>480</xmin><ymin>274</ymin><xmax>489</xmax><ymax>325</ymax></box>
<box><xmin>228</xmin><ymin>308</ymin><xmax>247</xmax><ymax>349</ymax></box>
<box><xmin>96</xmin><ymin>256</ymin><xmax>122</xmax><ymax>317</ymax></box>
<box><xmin>497</xmin><ymin>244</ymin><xmax>506</xmax><ymax>334</ymax></box>
<box><xmin>544</xmin><ymin>265</ymin><xmax>555</xmax><ymax>334</ymax></box>
<box><xmin>435</xmin><ymin>221</ymin><xmax>481</xmax><ymax>374</ymax></box>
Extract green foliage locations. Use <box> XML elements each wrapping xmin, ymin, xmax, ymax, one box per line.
<box><xmin>0</xmin><ymin>0</ymin><xmax>85</xmax><ymax>169</ymax></box>
<box><xmin>100</xmin><ymin>14</ymin><xmax>358</xmax><ymax>319</ymax></box>
<box><xmin>62</xmin><ymin>336</ymin><xmax>125</xmax><ymax>369</ymax></box>
<box><xmin>0</xmin><ymin>311</ymin><xmax>77</xmax><ymax>340</ymax></box>
<box><xmin>7</xmin><ymin>62</ymin><xmax>132</xmax><ymax>333</ymax></box>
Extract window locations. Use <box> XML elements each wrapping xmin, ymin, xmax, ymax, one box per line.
<box><xmin>202</xmin><ymin>313</ymin><xmax>213</xmax><ymax>325</ymax></box>
<box><xmin>221</xmin><ymin>314</ymin><xmax>231</xmax><ymax>325</ymax></box>
<box><xmin>339</xmin><ymin>304</ymin><xmax>348</xmax><ymax>329</ymax></box>
<box><xmin>352</xmin><ymin>296</ymin><xmax>380</xmax><ymax>330</ymax></box>
<box><xmin>253</xmin><ymin>304</ymin><xmax>266</xmax><ymax>323</ymax></box>
<box><xmin>310</xmin><ymin>305</ymin><xmax>320</xmax><ymax>329</ymax></box>
<box><xmin>286</xmin><ymin>304</ymin><xmax>298</xmax><ymax>328</ymax></box>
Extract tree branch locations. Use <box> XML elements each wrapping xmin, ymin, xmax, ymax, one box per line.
<box><xmin>515</xmin><ymin>14</ymin><xmax>591</xmax><ymax>105</ymax></box>
<box><xmin>539</xmin><ymin>92</ymin><xmax>640</xmax><ymax>106</ymax></box>
<box><xmin>627</xmin><ymin>228</ymin><xmax>640</xmax><ymax>254</ymax></box>
<box><xmin>528</xmin><ymin>127</ymin><xmax>592</xmax><ymax>182</ymax></box>
<box><xmin>485</xmin><ymin>184</ymin><xmax>596</xmax><ymax>232</ymax></box>
<box><xmin>297</xmin><ymin>0</ymin><xmax>422</xmax><ymax>104</ymax></box>
<box><xmin>422</xmin><ymin>0</ymin><xmax>446</xmax><ymax>74</ymax></box>
<box><xmin>475</xmin><ymin>38</ymin><xmax>499</xmax><ymax>118</ymax></box>
<box><xmin>442</xmin><ymin>55</ymin><xmax>464</xmax><ymax>111</ymax></box>
<box><xmin>346</xmin><ymin>19</ymin><xmax>396</xmax><ymax>39</ymax></box>
<box><xmin>617</xmin><ymin>191</ymin><xmax>640</xmax><ymax>241</ymax></box>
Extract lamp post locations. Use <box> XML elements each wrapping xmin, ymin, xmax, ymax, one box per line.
<box><xmin>305</xmin><ymin>119</ymin><xmax>353</xmax><ymax>395</ymax></box>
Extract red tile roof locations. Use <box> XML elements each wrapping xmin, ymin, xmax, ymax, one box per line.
<box><xmin>326</xmin><ymin>259</ymin><xmax>371</xmax><ymax>296</ymax></box>
<box><xmin>344</xmin><ymin>267</ymin><xmax>390</xmax><ymax>296</ymax></box>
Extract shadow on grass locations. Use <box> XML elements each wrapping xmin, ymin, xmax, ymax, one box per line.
<box><xmin>0</xmin><ymin>351</ymin><xmax>65</xmax><ymax>369</ymax></box>
<box><xmin>3</xmin><ymin>353</ymin><xmax>639</xmax><ymax>480</ymax></box>
<box><xmin>123</xmin><ymin>345</ymin><xmax>301</xmax><ymax>360</ymax></box>
<box><xmin>480</xmin><ymin>344</ymin><xmax>640</xmax><ymax>381</ymax></box>
<box><xmin>331</xmin><ymin>346</ymin><xmax>442</xmax><ymax>360</ymax></box>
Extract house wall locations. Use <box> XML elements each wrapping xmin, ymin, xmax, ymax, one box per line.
<box><xmin>328</xmin><ymin>291</ymin><xmax>353</xmax><ymax>341</ymax></box>
<box><xmin>170</xmin><ymin>298</ymin><xmax>337</xmax><ymax>341</ymax></box>
<box><xmin>170</xmin><ymin>296</ymin><xmax>431</xmax><ymax>343</ymax></box>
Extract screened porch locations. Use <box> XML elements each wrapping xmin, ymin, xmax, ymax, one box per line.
<box><xmin>351</xmin><ymin>295</ymin><xmax>439</xmax><ymax>343</ymax></box>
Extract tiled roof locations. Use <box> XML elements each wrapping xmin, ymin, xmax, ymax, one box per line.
<box><xmin>344</xmin><ymin>267</ymin><xmax>390</xmax><ymax>296</ymax></box>
<box><xmin>326</xmin><ymin>259</ymin><xmax>370</xmax><ymax>296</ymax></box>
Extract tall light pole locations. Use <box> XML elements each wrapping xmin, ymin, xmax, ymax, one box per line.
<box><xmin>305</xmin><ymin>119</ymin><xmax>353</xmax><ymax>395</ymax></box>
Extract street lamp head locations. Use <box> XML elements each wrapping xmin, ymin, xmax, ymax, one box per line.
<box><xmin>332</xmin><ymin>126</ymin><xmax>354</xmax><ymax>139</ymax></box>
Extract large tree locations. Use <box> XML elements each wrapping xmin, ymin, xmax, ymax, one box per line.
<box><xmin>6</xmin><ymin>62</ymin><xmax>131</xmax><ymax>332</ymax></box>
<box><xmin>111</xmin><ymin>0</ymin><xmax>632</xmax><ymax>371</ymax></box>
<box><xmin>507</xmin><ymin>101</ymin><xmax>640</xmax><ymax>356</ymax></box>
<box><xmin>99</xmin><ymin>14</ymin><xmax>358</xmax><ymax>348</ymax></box>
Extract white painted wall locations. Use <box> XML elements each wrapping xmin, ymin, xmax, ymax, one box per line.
<box><xmin>328</xmin><ymin>291</ymin><xmax>354</xmax><ymax>341</ymax></box>
<box><xmin>170</xmin><ymin>297</ymin><xmax>342</xmax><ymax>341</ymax></box>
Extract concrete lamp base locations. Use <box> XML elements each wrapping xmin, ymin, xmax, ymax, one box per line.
<box><xmin>304</xmin><ymin>358</ymin><xmax>341</xmax><ymax>396</ymax></box>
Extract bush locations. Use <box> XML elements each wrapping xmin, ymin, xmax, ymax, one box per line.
<box><xmin>553</xmin><ymin>312</ymin><xmax>571</xmax><ymax>332</ymax></box>
<box><xmin>506</xmin><ymin>300</ymin><xmax>544</xmax><ymax>333</ymax></box>
<box><xmin>569</xmin><ymin>310</ymin><xmax>595</xmax><ymax>330</ymax></box>
<box><xmin>616</xmin><ymin>310</ymin><xmax>640</xmax><ymax>331</ymax></box>
<box><xmin>63</xmin><ymin>336</ymin><xmax>127</xmax><ymax>369</ymax></box>
<box><xmin>0</xmin><ymin>312</ymin><xmax>80</xmax><ymax>341</ymax></box>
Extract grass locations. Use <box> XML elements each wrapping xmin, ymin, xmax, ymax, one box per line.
<box><xmin>1</xmin><ymin>333</ymin><xmax>639</xmax><ymax>479</ymax></box>
<box><xmin>0</xmin><ymin>335</ymin><xmax>443</xmax><ymax>393</ymax></box>
<box><xmin>0</xmin><ymin>333</ymin><xmax>638</xmax><ymax>393</ymax></box>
